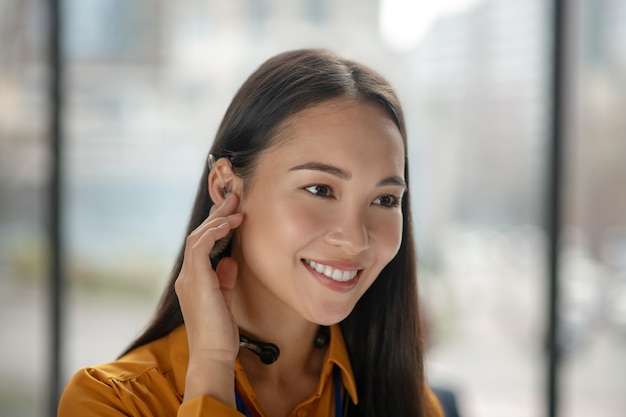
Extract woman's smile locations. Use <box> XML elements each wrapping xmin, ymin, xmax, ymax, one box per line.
<box><xmin>302</xmin><ymin>258</ymin><xmax>363</xmax><ymax>293</ymax></box>
<box><xmin>303</xmin><ymin>259</ymin><xmax>360</xmax><ymax>282</ymax></box>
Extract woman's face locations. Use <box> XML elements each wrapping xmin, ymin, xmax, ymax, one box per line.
<box><xmin>233</xmin><ymin>98</ymin><xmax>406</xmax><ymax>325</ymax></box>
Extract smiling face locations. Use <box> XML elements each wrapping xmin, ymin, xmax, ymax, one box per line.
<box><xmin>232</xmin><ymin>98</ymin><xmax>406</xmax><ymax>326</ymax></box>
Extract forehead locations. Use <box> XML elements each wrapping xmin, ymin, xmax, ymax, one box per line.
<box><xmin>268</xmin><ymin>98</ymin><xmax>405</xmax><ymax>163</ymax></box>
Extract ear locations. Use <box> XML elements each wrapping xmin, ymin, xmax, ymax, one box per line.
<box><xmin>208</xmin><ymin>157</ymin><xmax>243</xmax><ymax>205</ymax></box>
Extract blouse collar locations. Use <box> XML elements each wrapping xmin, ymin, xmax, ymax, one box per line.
<box><xmin>169</xmin><ymin>324</ymin><xmax>358</xmax><ymax>404</ymax></box>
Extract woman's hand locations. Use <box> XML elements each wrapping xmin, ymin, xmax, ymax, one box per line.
<box><xmin>175</xmin><ymin>193</ymin><xmax>243</xmax><ymax>406</ymax></box>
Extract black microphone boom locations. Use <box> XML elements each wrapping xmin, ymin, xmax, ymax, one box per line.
<box><xmin>238</xmin><ymin>326</ymin><xmax>328</xmax><ymax>365</ymax></box>
<box><xmin>239</xmin><ymin>335</ymin><xmax>280</xmax><ymax>365</ymax></box>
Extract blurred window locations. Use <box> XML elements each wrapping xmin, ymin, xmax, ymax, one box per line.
<box><xmin>0</xmin><ymin>1</ymin><xmax>624</xmax><ymax>416</ymax></box>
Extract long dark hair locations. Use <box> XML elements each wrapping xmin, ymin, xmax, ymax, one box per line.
<box><xmin>123</xmin><ymin>49</ymin><xmax>425</xmax><ymax>417</ymax></box>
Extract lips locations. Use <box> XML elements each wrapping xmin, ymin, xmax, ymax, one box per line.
<box><xmin>304</xmin><ymin>259</ymin><xmax>359</xmax><ymax>282</ymax></box>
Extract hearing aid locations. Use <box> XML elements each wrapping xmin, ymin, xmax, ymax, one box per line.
<box><xmin>207</xmin><ymin>154</ymin><xmax>228</xmax><ymax>197</ymax></box>
<box><xmin>207</xmin><ymin>154</ymin><xmax>233</xmax><ymax>259</ymax></box>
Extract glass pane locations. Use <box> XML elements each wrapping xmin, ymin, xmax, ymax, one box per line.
<box><xmin>561</xmin><ymin>1</ymin><xmax>626</xmax><ymax>416</ymax></box>
<box><xmin>0</xmin><ymin>1</ymin><xmax>48</xmax><ymax>416</ymax></box>
<box><xmin>59</xmin><ymin>0</ymin><xmax>553</xmax><ymax>416</ymax></box>
<box><xmin>62</xmin><ymin>0</ymin><xmax>177</xmax><ymax>375</ymax></box>
<box><xmin>408</xmin><ymin>1</ymin><xmax>549</xmax><ymax>416</ymax></box>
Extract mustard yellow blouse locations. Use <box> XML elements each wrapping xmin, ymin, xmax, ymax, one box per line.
<box><xmin>58</xmin><ymin>325</ymin><xmax>443</xmax><ymax>417</ymax></box>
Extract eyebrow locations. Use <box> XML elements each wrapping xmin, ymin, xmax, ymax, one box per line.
<box><xmin>289</xmin><ymin>162</ymin><xmax>350</xmax><ymax>179</ymax></box>
<box><xmin>288</xmin><ymin>162</ymin><xmax>406</xmax><ymax>189</ymax></box>
<box><xmin>378</xmin><ymin>176</ymin><xmax>407</xmax><ymax>189</ymax></box>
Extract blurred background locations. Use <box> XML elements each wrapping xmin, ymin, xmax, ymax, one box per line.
<box><xmin>1</xmin><ymin>0</ymin><xmax>625</xmax><ymax>416</ymax></box>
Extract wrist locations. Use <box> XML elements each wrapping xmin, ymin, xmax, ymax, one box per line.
<box><xmin>183</xmin><ymin>357</ymin><xmax>236</xmax><ymax>407</ymax></box>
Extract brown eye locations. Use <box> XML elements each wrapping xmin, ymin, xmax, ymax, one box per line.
<box><xmin>304</xmin><ymin>184</ymin><xmax>333</xmax><ymax>198</ymax></box>
<box><xmin>374</xmin><ymin>195</ymin><xmax>401</xmax><ymax>208</ymax></box>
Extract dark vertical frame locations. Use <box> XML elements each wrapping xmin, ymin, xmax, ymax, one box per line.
<box><xmin>48</xmin><ymin>0</ymin><xmax>64</xmax><ymax>415</ymax></box>
<box><xmin>547</xmin><ymin>0</ymin><xmax>569</xmax><ymax>416</ymax></box>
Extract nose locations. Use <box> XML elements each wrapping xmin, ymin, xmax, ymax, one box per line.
<box><xmin>324</xmin><ymin>210</ymin><xmax>370</xmax><ymax>255</ymax></box>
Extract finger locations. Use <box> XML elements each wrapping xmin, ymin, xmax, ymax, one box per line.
<box><xmin>208</xmin><ymin>193</ymin><xmax>239</xmax><ymax>218</ymax></box>
<box><xmin>196</xmin><ymin>193</ymin><xmax>239</xmax><ymax>236</ymax></box>
<box><xmin>187</xmin><ymin>221</ymin><xmax>229</xmax><ymax>253</ymax></box>
<box><xmin>187</xmin><ymin>216</ymin><xmax>243</xmax><ymax>273</ymax></box>
<box><xmin>188</xmin><ymin>211</ymin><xmax>243</xmax><ymax>241</ymax></box>
<box><xmin>216</xmin><ymin>257</ymin><xmax>238</xmax><ymax>310</ymax></box>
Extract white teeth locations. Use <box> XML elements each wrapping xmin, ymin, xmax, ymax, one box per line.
<box><xmin>312</xmin><ymin>261</ymin><xmax>324</xmax><ymax>273</ymax></box>
<box><xmin>332</xmin><ymin>269</ymin><xmax>343</xmax><ymax>280</ymax></box>
<box><xmin>305</xmin><ymin>260</ymin><xmax>358</xmax><ymax>282</ymax></box>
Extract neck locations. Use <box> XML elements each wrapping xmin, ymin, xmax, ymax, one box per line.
<box><xmin>233</xmin><ymin>290</ymin><xmax>326</xmax><ymax>383</ymax></box>
<box><xmin>238</xmin><ymin>316</ymin><xmax>325</xmax><ymax>377</ymax></box>
<box><xmin>234</xmin><ymin>317</ymin><xmax>330</xmax><ymax>417</ymax></box>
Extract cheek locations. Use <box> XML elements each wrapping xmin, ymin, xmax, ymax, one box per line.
<box><xmin>373</xmin><ymin>215</ymin><xmax>404</xmax><ymax>263</ymax></box>
<box><xmin>240</xmin><ymin>198</ymin><xmax>324</xmax><ymax>251</ymax></box>
<box><xmin>274</xmin><ymin>206</ymin><xmax>319</xmax><ymax>246</ymax></box>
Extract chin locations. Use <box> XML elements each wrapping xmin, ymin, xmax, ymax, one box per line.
<box><xmin>305</xmin><ymin>303</ymin><xmax>357</xmax><ymax>326</ymax></box>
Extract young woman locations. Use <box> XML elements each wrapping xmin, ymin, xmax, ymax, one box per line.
<box><xmin>58</xmin><ymin>49</ymin><xmax>443</xmax><ymax>417</ymax></box>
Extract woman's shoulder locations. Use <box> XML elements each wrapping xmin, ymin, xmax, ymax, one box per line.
<box><xmin>58</xmin><ymin>326</ymin><xmax>187</xmax><ymax>416</ymax></box>
<box><xmin>85</xmin><ymin>325</ymin><xmax>181</xmax><ymax>382</ymax></box>
<box><xmin>425</xmin><ymin>384</ymin><xmax>446</xmax><ymax>417</ymax></box>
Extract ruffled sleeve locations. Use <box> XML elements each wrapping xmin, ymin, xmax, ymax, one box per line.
<box><xmin>58</xmin><ymin>366</ymin><xmax>243</xmax><ymax>417</ymax></box>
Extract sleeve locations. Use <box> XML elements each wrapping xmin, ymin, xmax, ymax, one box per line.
<box><xmin>58</xmin><ymin>367</ymin><xmax>244</xmax><ymax>417</ymax></box>
<box><xmin>424</xmin><ymin>385</ymin><xmax>445</xmax><ymax>417</ymax></box>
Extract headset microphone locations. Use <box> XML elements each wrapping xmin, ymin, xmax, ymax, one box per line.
<box><xmin>238</xmin><ymin>327</ymin><xmax>328</xmax><ymax>365</ymax></box>
<box><xmin>239</xmin><ymin>335</ymin><xmax>280</xmax><ymax>365</ymax></box>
